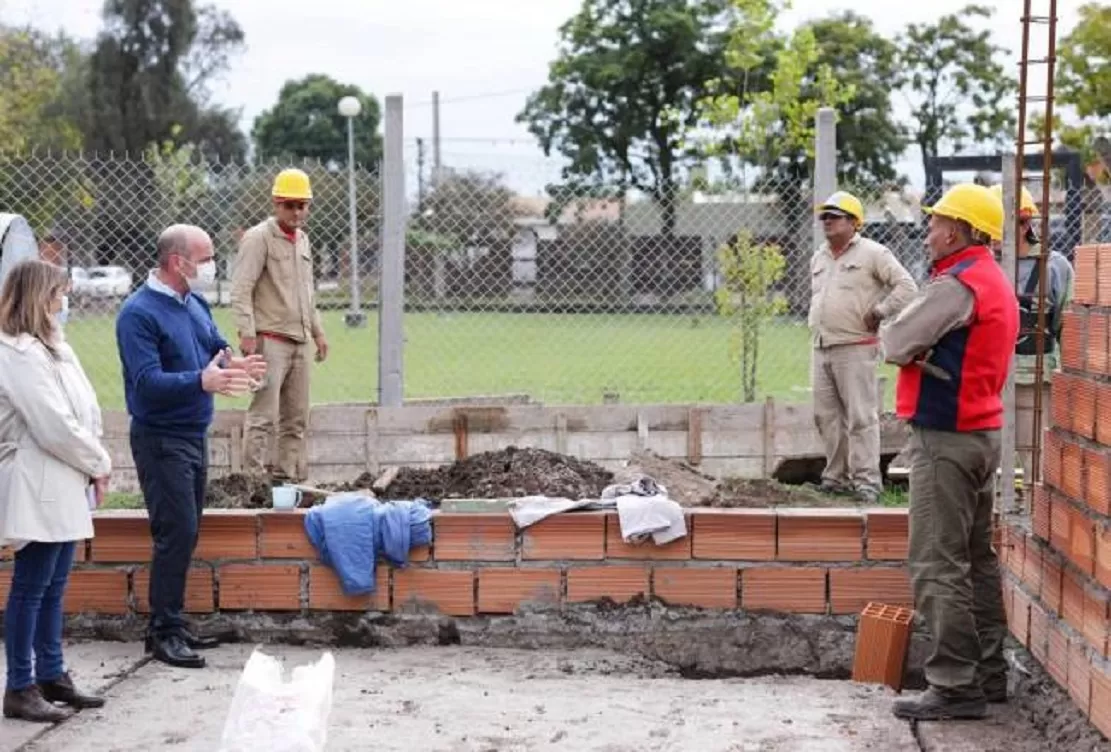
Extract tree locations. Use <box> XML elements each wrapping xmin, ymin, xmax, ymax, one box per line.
<box><xmin>895</xmin><ymin>4</ymin><xmax>1016</xmax><ymax>176</ymax></box>
<box><xmin>85</xmin><ymin>0</ymin><xmax>247</xmax><ymax>162</ymax></box>
<box><xmin>516</xmin><ymin>0</ymin><xmax>749</xmax><ymax>235</ymax></box>
<box><xmin>804</xmin><ymin>12</ymin><xmax>907</xmax><ymax>191</ymax></box>
<box><xmin>0</xmin><ymin>26</ymin><xmax>84</xmax><ymax>152</ymax></box>
<box><xmin>251</xmin><ymin>75</ymin><xmax>382</xmax><ymax>167</ymax></box>
<box><xmin>1054</xmin><ymin>2</ymin><xmax>1111</xmax><ymax>158</ymax></box>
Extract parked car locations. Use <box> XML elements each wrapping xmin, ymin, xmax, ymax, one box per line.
<box><xmin>71</xmin><ymin>265</ymin><xmax>133</xmax><ymax>298</ymax></box>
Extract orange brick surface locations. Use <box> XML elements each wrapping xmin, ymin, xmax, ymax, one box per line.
<box><xmin>89</xmin><ymin>513</ymin><xmax>152</xmax><ymax>562</ymax></box>
<box><xmin>520</xmin><ymin>513</ymin><xmax>605</xmax><ymax>560</ymax></box>
<box><xmin>1010</xmin><ymin>586</ymin><xmax>1031</xmax><ymax>647</ymax></box>
<box><xmin>433</xmin><ymin>514</ymin><xmax>515</xmax><ymax>561</ymax></box>
<box><xmin>1084</xmin><ymin>449</ymin><xmax>1111</xmax><ymax>516</ymax></box>
<box><xmin>1098</xmin><ymin>245</ymin><xmax>1111</xmax><ymax>306</ymax></box>
<box><xmin>308</xmin><ymin>565</ymin><xmax>388</xmax><ymax>611</ymax></box>
<box><xmin>259</xmin><ymin>511</ymin><xmax>316</xmax><ymax>559</ymax></box>
<box><xmin>1051</xmin><ymin>494</ymin><xmax>1071</xmax><ymax>555</ymax></box>
<box><xmin>691</xmin><ymin>510</ymin><xmax>775</xmax><ymax>560</ymax></box>
<box><xmin>1075</xmin><ymin>245</ymin><xmax>1099</xmax><ymax>305</ymax></box>
<box><xmin>1029</xmin><ymin>600</ymin><xmax>1049</xmax><ymax>665</ymax></box>
<box><xmin>865</xmin><ymin>510</ymin><xmax>909</xmax><ymax>560</ymax></box>
<box><xmin>1087</xmin><ymin>311</ymin><xmax>1110</xmax><ymax>376</ymax></box>
<box><xmin>1032</xmin><ymin>485</ymin><xmax>1051</xmax><ymax>541</ymax></box>
<box><xmin>1090</xmin><ymin>666</ymin><xmax>1111</xmax><ymax>740</ymax></box>
<box><xmin>852</xmin><ymin>603</ymin><xmax>913</xmax><ymax>692</ymax></box>
<box><xmin>1023</xmin><ymin>538</ymin><xmax>1044</xmax><ymax>595</ymax></box>
<box><xmin>777</xmin><ymin>510</ymin><xmax>863</xmax><ymax>561</ymax></box>
<box><xmin>477</xmin><ymin>568</ymin><xmax>561</xmax><ymax>614</ymax></box>
<box><xmin>218</xmin><ymin>563</ymin><xmax>301</xmax><ymax>610</ymax></box>
<box><xmin>1043</xmin><ymin>554</ymin><xmax>1063</xmax><ymax>614</ymax></box>
<box><xmin>604</xmin><ymin>514</ymin><xmax>690</xmax><ymax>560</ymax></box>
<box><xmin>1098</xmin><ymin>383</ymin><xmax>1111</xmax><ymax>446</ymax></box>
<box><xmin>1074</xmin><ymin>377</ymin><xmax>1098</xmax><ymax>440</ymax></box>
<box><xmin>1097</xmin><ymin>525</ymin><xmax>1111</xmax><ymax>590</ymax></box>
<box><xmin>134</xmin><ymin>566</ymin><xmax>214</xmax><ymax>614</ymax></box>
<box><xmin>393</xmin><ymin>568</ymin><xmax>475</xmax><ymax>616</ymax></box>
<box><xmin>1061</xmin><ymin>309</ymin><xmax>1087</xmax><ymax>372</ymax></box>
<box><xmin>1062</xmin><ymin>439</ymin><xmax>1085</xmax><ymax>502</ymax></box>
<box><xmin>1043</xmin><ymin>430</ymin><xmax>1064</xmax><ymax>493</ymax></box>
<box><xmin>829</xmin><ymin>568</ymin><xmax>911</xmax><ymax>615</ymax></box>
<box><xmin>1064</xmin><ymin>568</ymin><xmax>1086</xmax><ymax>633</ymax></box>
<box><xmin>1083</xmin><ymin>588</ymin><xmax>1110</xmax><ymax>658</ymax></box>
<box><xmin>1051</xmin><ymin>373</ymin><xmax>1074</xmax><ymax>434</ymax></box>
<box><xmin>1047</xmin><ymin>620</ymin><xmax>1070</xmax><ymax>687</ymax></box>
<box><xmin>1069</xmin><ymin>505</ymin><xmax>1096</xmax><ymax>576</ymax></box>
<box><xmin>1069</xmin><ymin>638</ymin><xmax>1093</xmax><ymax>715</ymax></box>
<box><xmin>742</xmin><ymin>567</ymin><xmax>826</xmax><ymax>613</ymax></box>
<box><xmin>196</xmin><ymin>512</ymin><xmax>259</xmax><ymax>560</ymax></box>
<box><xmin>63</xmin><ymin>569</ymin><xmax>129</xmax><ymax>615</ymax></box>
<box><xmin>653</xmin><ymin>567</ymin><xmax>737</xmax><ymax>609</ymax></box>
<box><xmin>566</xmin><ymin>565</ymin><xmax>649</xmax><ymax>604</ymax></box>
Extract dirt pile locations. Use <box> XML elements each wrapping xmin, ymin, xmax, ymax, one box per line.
<box><xmin>698</xmin><ymin>478</ymin><xmax>847</xmax><ymax>508</ymax></box>
<box><xmin>378</xmin><ymin>446</ymin><xmax>614</xmax><ymax>501</ymax></box>
<box><xmin>205</xmin><ymin>473</ymin><xmax>273</xmax><ymax>509</ymax></box>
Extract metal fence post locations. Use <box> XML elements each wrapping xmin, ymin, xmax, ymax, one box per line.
<box><xmin>813</xmin><ymin>108</ymin><xmax>837</xmax><ymax>249</ymax></box>
<box><xmin>379</xmin><ymin>94</ymin><xmax>406</xmax><ymax>407</ymax></box>
<box><xmin>999</xmin><ymin>152</ymin><xmax>1018</xmax><ymax>514</ymax></box>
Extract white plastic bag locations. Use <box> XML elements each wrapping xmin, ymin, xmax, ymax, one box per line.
<box><xmin>218</xmin><ymin>648</ymin><xmax>336</xmax><ymax>752</ymax></box>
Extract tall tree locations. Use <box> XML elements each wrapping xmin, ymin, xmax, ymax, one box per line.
<box><xmin>895</xmin><ymin>4</ymin><xmax>1016</xmax><ymax>176</ymax></box>
<box><xmin>1056</xmin><ymin>2</ymin><xmax>1111</xmax><ymax>154</ymax></box>
<box><xmin>251</xmin><ymin>75</ymin><xmax>382</xmax><ymax>167</ymax></box>
<box><xmin>804</xmin><ymin>12</ymin><xmax>907</xmax><ymax>191</ymax></box>
<box><xmin>0</xmin><ymin>26</ymin><xmax>85</xmax><ymax>152</ymax></box>
<box><xmin>85</xmin><ymin>0</ymin><xmax>247</xmax><ymax>163</ymax></box>
<box><xmin>517</xmin><ymin>0</ymin><xmax>753</xmax><ymax>235</ymax></box>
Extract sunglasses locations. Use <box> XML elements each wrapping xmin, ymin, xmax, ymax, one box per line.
<box><xmin>279</xmin><ymin>201</ymin><xmax>309</xmax><ymax>211</ymax></box>
<box><xmin>819</xmin><ymin>212</ymin><xmax>849</xmax><ymax>222</ymax></box>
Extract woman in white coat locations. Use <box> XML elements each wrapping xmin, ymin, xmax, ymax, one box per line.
<box><xmin>0</xmin><ymin>259</ymin><xmax>111</xmax><ymax>724</ymax></box>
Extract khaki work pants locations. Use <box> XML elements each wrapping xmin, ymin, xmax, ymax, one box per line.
<box><xmin>811</xmin><ymin>343</ymin><xmax>882</xmax><ymax>492</ymax></box>
<box><xmin>907</xmin><ymin>425</ymin><xmax>1008</xmax><ymax>699</ymax></box>
<box><xmin>1014</xmin><ymin>382</ymin><xmax>1051</xmax><ymax>485</ymax></box>
<box><xmin>243</xmin><ymin>335</ymin><xmax>311</xmax><ymax>481</ymax></box>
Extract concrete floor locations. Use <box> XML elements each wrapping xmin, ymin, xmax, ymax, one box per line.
<box><xmin>0</xmin><ymin>642</ymin><xmax>1067</xmax><ymax>752</ymax></box>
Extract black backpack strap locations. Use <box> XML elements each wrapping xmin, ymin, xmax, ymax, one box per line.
<box><xmin>1021</xmin><ymin>257</ymin><xmax>1043</xmax><ymax>296</ymax></box>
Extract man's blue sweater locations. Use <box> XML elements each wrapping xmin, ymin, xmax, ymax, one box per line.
<box><xmin>116</xmin><ymin>284</ymin><xmax>229</xmax><ymax>437</ymax></box>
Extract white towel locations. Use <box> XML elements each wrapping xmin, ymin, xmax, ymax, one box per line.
<box><xmin>616</xmin><ymin>494</ymin><xmax>687</xmax><ymax>545</ymax></box>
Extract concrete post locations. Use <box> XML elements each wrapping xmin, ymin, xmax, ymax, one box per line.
<box><xmin>999</xmin><ymin>153</ymin><xmax>1019</xmax><ymax>514</ymax></box>
<box><xmin>378</xmin><ymin>94</ymin><xmax>407</xmax><ymax>407</ymax></box>
<box><xmin>813</xmin><ymin>108</ymin><xmax>837</xmax><ymax>248</ymax></box>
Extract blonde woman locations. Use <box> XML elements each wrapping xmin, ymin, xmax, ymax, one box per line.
<box><xmin>0</xmin><ymin>259</ymin><xmax>111</xmax><ymax>724</ymax></box>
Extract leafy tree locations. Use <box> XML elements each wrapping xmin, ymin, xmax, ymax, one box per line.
<box><xmin>517</xmin><ymin>0</ymin><xmax>749</xmax><ymax>235</ymax></box>
<box><xmin>0</xmin><ymin>26</ymin><xmax>84</xmax><ymax>152</ymax></box>
<box><xmin>251</xmin><ymin>75</ymin><xmax>382</xmax><ymax>167</ymax></box>
<box><xmin>804</xmin><ymin>12</ymin><xmax>906</xmax><ymax>191</ymax></box>
<box><xmin>1054</xmin><ymin>2</ymin><xmax>1111</xmax><ymax>161</ymax></box>
<box><xmin>715</xmin><ymin>231</ymin><xmax>787</xmax><ymax>402</ymax></box>
<box><xmin>895</xmin><ymin>4</ymin><xmax>1016</xmax><ymax>176</ymax></box>
<box><xmin>85</xmin><ymin>0</ymin><xmax>247</xmax><ymax>163</ymax></box>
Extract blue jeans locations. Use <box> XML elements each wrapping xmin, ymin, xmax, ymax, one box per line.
<box><xmin>4</xmin><ymin>541</ymin><xmax>76</xmax><ymax>691</ymax></box>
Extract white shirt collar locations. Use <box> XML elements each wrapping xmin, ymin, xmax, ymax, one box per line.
<box><xmin>145</xmin><ymin>269</ymin><xmax>188</xmax><ymax>304</ymax></box>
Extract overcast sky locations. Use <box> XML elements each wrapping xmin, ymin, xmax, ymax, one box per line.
<box><xmin>1</xmin><ymin>0</ymin><xmax>1083</xmax><ymax>195</ymax></box>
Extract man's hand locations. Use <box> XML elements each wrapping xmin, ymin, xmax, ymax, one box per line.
<box><xmin>314</xmin><ymin>333</ymin><xmax>329</xmax><ymax>363</ymax></box>
<box><xmin>201</xmin><ymin>352</ymin><xmax>252</xmax><ymax>396</ymax></box>
<box><xmin>239</xmin><ymin>336</ymin><xmax>257</xmax><ymax>356</ymax></box>
<box><xmin>225</xmin><ymin>349</ymin><xmax>268</xmax><ymax>382</ymax></box>
<box><xmin>90</xmin><ymin>476</ymin><xmax>109</xmax><ymax>508</ymax></box>
<box><xmin>863</xmin><ymin>308</ymin><xmax>883</xmax><ymax>332</ymax></box>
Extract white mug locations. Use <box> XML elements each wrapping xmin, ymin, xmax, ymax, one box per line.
<box><xmin>271</xmin><ymin>485</ymin><xmax>302</xmax><ymax>510</ymax></box>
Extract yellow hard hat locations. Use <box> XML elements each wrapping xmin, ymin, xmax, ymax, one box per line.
<box><xmin>923</xmin><ymin>183</ymin><xmax>1004</xmax><ymax>241</ymax></box>
<box><xmin>272</xmin><ymin>168</ymin><xmax>313</xmax><ymax>200</ymax></box>
<box><xmin>816</xmin><ymin>191</ymin><xmax>865</xmax><ymax>226</ymax></box>
<box><xmin>988</xmin><ymin>183</ymin><xmax>1040</xmax><ymax>219</ymax></box>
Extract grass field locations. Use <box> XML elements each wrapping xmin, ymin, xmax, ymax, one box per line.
<box><xmin>66</xmin><ymin>308</ymin><xmax>897</xmax><ymax>411</ymax></box>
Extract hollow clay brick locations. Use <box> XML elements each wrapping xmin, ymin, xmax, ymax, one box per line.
<box><xmin>851</xmin><ymin>602</ymin><xmax>914</xmax><ymax>692</ymax></box>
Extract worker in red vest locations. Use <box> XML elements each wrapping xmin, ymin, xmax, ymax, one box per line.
<box><xmin>880</xmin><ymin>183</ymin><xmax>1019</xmax><ymax>721</ymax></box>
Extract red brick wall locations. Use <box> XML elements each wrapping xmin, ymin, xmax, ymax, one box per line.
<box><xmin>0</xmin><ymin>507</ymin><xmax>912</xmax><ymax>621</ymax></box>
<box><xmin>1002</xmin><ymin>243</ymin><xmax>1111</xmax><ymax>739</ymax></box>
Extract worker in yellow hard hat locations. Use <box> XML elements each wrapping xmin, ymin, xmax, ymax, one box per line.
<box><xmin>880</xmin><ymin>183</ymin><xmax>1019</xmax><ymax>721</ymax></box>
<box><xmin>230</xmin><ymin>167</ymin><xmax>328</xmax><ymax>482</ymax></box>
<box><xmin>989</xmin><ymin>183</ymin><xmax>1075</xmax><ymax>484</ymax></box>
<box><xmin>807</xmin><ymin>190</ymin><xmax>916</xmax><ymax>503</ymax></box>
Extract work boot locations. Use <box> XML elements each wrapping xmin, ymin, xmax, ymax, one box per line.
<box><xmin>893</xmin><ymin>687</ymin><xmax>987</xmax><ymax>721</ymax></box>
<box><xmin>980</xmin><ymin>677</ymin><xmax>1008</xmax><ymax>704</ymax></box>
<box><xmin>3</xmin><ymin>685</ymin><xmax>74</xmax><ymax>723</ymax></box>
<box><xmin>816</xmin><ymin>480</ymin><xmax>851</xmax><ymax>496</ymax></box>
<box><xmin>854</xmin><ymin>486</ymin><xmax>880</xmax><ymax>504</ymax></box>
<box><xmin>38</xmin><ymin>672</ymin><xmax>105</xmax><ymax>709</ymax></box>
<box><xmin>148</xmin><ymin>633</ymin><xmax>206</xmax><ymax>669</ymax></box>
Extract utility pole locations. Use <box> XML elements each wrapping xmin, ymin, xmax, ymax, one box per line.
<box><xmin>416</xmin><ymin>137</ymin><xmax>427</xmax><ymax>212</ymax></box>
<box><xmin>432</xmin><ymin>90</ymin><xmax>442</xmax><ymax>186</ymax></box>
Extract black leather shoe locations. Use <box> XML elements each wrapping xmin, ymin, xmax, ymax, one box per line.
<box><xmin>893</xmin><ymin>687</ymin><xmax>986</xmax><ymax>720</ymax></box>
<box><xmin>38</xmin><ymin>672</ymin><xmax>105</xmax><ymax>709</ymax></box>
<box><xmin>149</xmin><ymin>634</ymin><xmax>206</xmax><ymax>669</ymax></box>
<box><xmin>180</xmin><ymin>628</ymin><xmax>220</xmax><ymax>650</ymax></box>
<box><xmin>3</xmin><ymin>685</ymin><xmax>73</xmax><ymax>723</ymax></box>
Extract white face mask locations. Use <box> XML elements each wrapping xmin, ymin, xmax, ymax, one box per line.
<box><xmin>187</xmin><ymin>260</ymin><xmax>217</xmax><ymax>292</ymax></box>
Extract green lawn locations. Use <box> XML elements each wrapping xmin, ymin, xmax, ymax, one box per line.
<box><xmin>67</xmin><ymin>308</ymin><xmax>897</xmax><ymax>410</ymax></box>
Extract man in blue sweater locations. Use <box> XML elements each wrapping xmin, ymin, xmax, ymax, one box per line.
<box><xmin>116</xmin><ymin>224</ymin><xmax>265</xmax><ymax>669</ymax></box>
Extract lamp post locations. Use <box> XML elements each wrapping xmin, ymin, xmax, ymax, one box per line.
<box><xmin>339</xmin><ymin>95</ymin><xmax>366</xmax><ymax>328</ymax></box>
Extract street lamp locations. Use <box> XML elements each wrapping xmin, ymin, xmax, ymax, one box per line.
<box><xmin>339</xmin><ymin>95</ymin><xmax>366</xmax><ymax>328</ymax></box>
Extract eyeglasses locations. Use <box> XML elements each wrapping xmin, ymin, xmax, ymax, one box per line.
<box><xmin>279</xmin><ymin>201</ymin><xmax>309</xmax><ymax>211</ymax></box>
<box><xmin>819</xmin><ymin>213</ymin><xmax>847</xmax><ymax>222</ymax></box>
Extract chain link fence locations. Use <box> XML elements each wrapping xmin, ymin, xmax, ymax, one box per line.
<box><xmin>1</xmin><ymin>143</ymin><xmax>1108</xmax><ymax>409</ymax></box>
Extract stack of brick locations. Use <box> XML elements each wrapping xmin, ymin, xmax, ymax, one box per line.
<box><xmin>1001</xmin><ymin>243</ymin><xmax>1111</xmax><ymax>738</ymax></box>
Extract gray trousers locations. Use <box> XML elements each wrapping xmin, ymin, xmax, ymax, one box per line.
<box><xmin>811</xmin><ymin>343</ymin><xmax>882</xmax><ymax>491</ymax></box>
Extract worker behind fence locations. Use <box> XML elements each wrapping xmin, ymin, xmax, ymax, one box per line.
<box><xmin>117</xmin><ymin>225</ymin><xmax>265</xmax><ymax>670</ymax></box>
<box><xmin>881</xmin><ymin>183</ymin><xmax>1019</xmax><ymax>720</ymax></box>
<box><xmin>231</xmin><ymin>168</ymin><xmax>329</xmax><ymax>484</ymax></box>
<box><xmin>808</xmin><ymin>191</ymin><xmax>917</xmax><ymax>503</ymax></box>
<box><xmin>989</xmin><ymin>183</ymin><xmax>1074</xmax><ymax>484</ymax></box>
